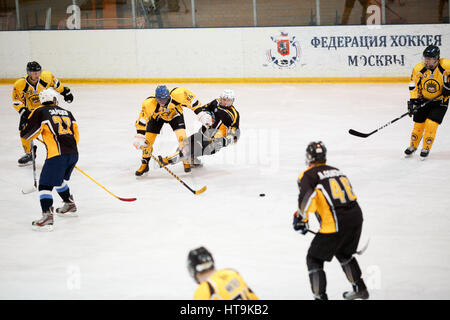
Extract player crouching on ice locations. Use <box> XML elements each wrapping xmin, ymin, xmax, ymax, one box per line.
<box><xmin>19</xmin><ymin>88</ymin><xmax>79</xmax><ymax>231</ymax></box>
<box><xmin>133</xmin><ymin>85</ymin><xmax>203</xmax><ymax>176</ymax></box>
<box><xmin>155</xmin><ymin>89</ymin><xmax>240</xmax><ymax>169</ymax></box>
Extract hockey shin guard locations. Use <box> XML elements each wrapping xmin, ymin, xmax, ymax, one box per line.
<box><xmin>307</xmin><ymin>254</ymin><xmax>327</xmax><ymax>299</ymax></box>
<box><xmin>422</xmin><ymin>119</ymin><xmax>439</xmax><ymax>151</ymax></box>
<box><xmin>143</xmin><ymin>132</ymin><xmax>157</xmax><ymax>159</ymax></box>
<box><xmin>339</xmin><ymin>256</ymin><xmax>367</xmax><ymax>290</ymax></box>
<box><xmin>410</xmin><ymin>122</ymin><xmax>425</xmax><ymax>149</ymax></box>
<box><xmin>39</xmin><ymin>185</ymin><xmax>53</xmax><ymax>212</ymax></box>
<box><xmin>56</xmin><ymin>180</ymin><xmax>71</xmax><ymax>202</ymax></box>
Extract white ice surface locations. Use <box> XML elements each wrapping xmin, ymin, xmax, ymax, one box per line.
<box><xmin>0</xmin><ymin>83</ymin><xmax>449</xmax><ymax>300</ymax></box>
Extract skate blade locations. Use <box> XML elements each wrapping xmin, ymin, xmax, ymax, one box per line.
<box><xmin>343</xmin><ymin>291</ymin><xmax>369</xmax><ymax>300</ymax></box>
<box><xmin>32</xmin><ymin>224</ymin><xmax>54</xmax><ymax>232</ymax></box>
<box><xmin>18</xmin><ymin>162</ymin><xmax>32</xmax><ymax>167</ymax></box>
<box><xmin>57</xmin><ymin>211</ymin><xmax>78</xmax><ymax>217</ymax></box>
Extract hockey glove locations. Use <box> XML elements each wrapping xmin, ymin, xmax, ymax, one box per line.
<box><xmin>198</xmin><ymin>111</ymin><xmax>213</xmax><ymax>127</ymax></box>
<box><xmin>133</xmin><ymin>134</ymin><xmax>147</xmax><ymax>150</ymax></box>
<box><xmin>407</xmin><ymin>99</ymin><xmax>422</xmax><ymax>117</ymax></box>
<box><xmin>293</xmin><ymin>211</ymin><xmax>309</xmax><ymax>235</ymax></box>
<box><xmin>443</xmin><ymin>74</ymin><xmax>450</xmax><ymax>98</ymax></box>
<box><xmin>18</xmin><ymin>108</ymin><xmax>31</xmax><ymax>131</ymax></box>
<box><xmin>443</xmin><ymin>83</ymin><xmax>450</xmax><ymax>98</ymax></box>
<box><xmin>61</xmin><ymin>87</ymin><xmax>74</xmax><ymax>103</ymax></box>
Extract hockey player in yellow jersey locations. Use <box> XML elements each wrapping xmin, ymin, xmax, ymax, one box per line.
<box><xmin>187</xmin><ymin>247</ymin><xmax>259</xmax><ymax>300</ymax></box>
<box><xmin>133</xmin><ymin>85</ymin><xmax>202</xmax><ymax>176</ymax></box>
<box><xmin>405</xmin><ymin>45</ymin><xmax>449</xmax><ymax>159</ymax></box>
<box><xmin>156</xmin><ymin>89</ymin><xmax>240</xmax><ymax>169</ymax></box>
<box><xmin>13</xmin><ymin>61</ymin><xmax>74</xmax><ymax>166</ymax></box>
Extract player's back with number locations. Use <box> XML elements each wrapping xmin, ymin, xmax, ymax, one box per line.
<box><xmin>194</xmin><ymin>268</ymin><xmax>258</xmax><ymax>300</ymax></box>
<box><xmin>21</xmin><ymin>104</ymin><xmax>78</xmax><ymax>159</ymax></box>
<box><xmin>298</xmin><ymin>164</ymin><xmax>362</xmax><ymax>234</ymax></box>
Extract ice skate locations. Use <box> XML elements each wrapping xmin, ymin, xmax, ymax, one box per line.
<box><xmin>314</xmin><ymin>293</ymin><xmax>328</xmax><ymax>300</ymax></box>
<box><xmin>18</xmin><ymin>145</ymin><xmax>37</xmax><ymax>166</ymax></box>
<box><xmin>135</xmin><ymin>159</ymin><xmax>149</xmax><ymax>176</ymax></box>
<box><xmin>32</xmin><ymin>208</ymin><xmax>54</xmax><ymax>232</ymax></box>
<box><xmin>18</xmin><ymin>153</ymin><xmax>33</xmax><ymax>166</ymax></box>
<box><xmin>56</xmin><ymin>195</ymin><xmax>77</xmax><ymax>217</ymax></box>
<box><xmin>157</xmin><ymin>155</ymin><xmax>171</xmax><ymax>167</ymax></box>
<box><xmin>343</xmin><ymin>281</ymin><xmax>369</xmax><ymax>300</ymax></box>
<box><xmin>404</xmin><ymin>146</ymin><xmax>417</xmax><ymax>157</ymax></box>
<box><xmin>419</xmin><ymin>149</ymin><xmax>429</xmax><ymax>160</ymax></box>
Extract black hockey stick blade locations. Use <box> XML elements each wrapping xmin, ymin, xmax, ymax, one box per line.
<box><xmin>348</xmin><ymin>129</ymin><xmax>376</xmax><ymax>138</ymax></box>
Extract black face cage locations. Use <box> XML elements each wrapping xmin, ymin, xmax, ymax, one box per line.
<box><xmin>306</xmin><ymin>142</ymin><xmax>327</xmax><ymax>164</ymax></box>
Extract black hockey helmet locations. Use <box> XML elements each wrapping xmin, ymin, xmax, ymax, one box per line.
<box><xmin>306</xmin><ymin>141</ymin><xmax>327</xmax><ymax>165</ymax></box>
<box><xmin>187</xmin><ymin>246</ymin><xmax>215</xmax><ymax>283</ymax></box>
<box><xmin>26</xmin><ymin>61</ymin><xmax>42</xmax><ymax>75</ymax></box>
<box><xmin>423</xmin><ymin>45</ymin><xmax>440</xmax><ymax>59</ymax></box>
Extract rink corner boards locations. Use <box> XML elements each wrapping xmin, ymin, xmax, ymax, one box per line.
<box><xmin>0</xmin><ymin>77</ymin><xmax>409</xmax><ymax>85</ymax></box>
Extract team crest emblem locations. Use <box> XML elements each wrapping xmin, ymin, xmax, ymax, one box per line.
<box><xmin>424</xmin><ymin>79</ymin><xmax>440</xmax><ymax>94</ymax></box>
<box><xmin>264</xmin><ymin>31</ymin><xmax>301</xmax><ymax>69</ymax></box>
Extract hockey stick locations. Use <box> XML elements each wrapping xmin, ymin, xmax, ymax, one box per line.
<box><xmin>74</xmin><ymin>166</ymin><xmax>137</xmax><ymax>202</ymax></box>
<box><xmin>307</xmin><ymin>230</ymin><xmax>370</xmax><ymax>255</ymax></box>
<box><xmin>149</xmin><ymin>153</ymin><xmax>207</xmax><ymax>195</ymax></box>
<box><xmin>349</xmin><ymin>98</ymin><xmax>440</xmax><ymax>138</ymax></box>
<box><xmin>348</xmin><ymin>112</ymin><xmax>409</xmax><ymax>138</ymax></box>
<box><xmin>34</xmin><ymin>138</ymin><xmax>136</xmax><ymax>202</ymax></box>
<box><xmin>21</xmin><ymin>141</ymin><xmax>38</xmax><ymax>194</ymax></box>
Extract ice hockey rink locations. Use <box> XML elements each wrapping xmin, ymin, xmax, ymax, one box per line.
<box><xmin>0</xmin><ymin>82</ymin><xmax>449</xmax><ymax>300</ymax></box>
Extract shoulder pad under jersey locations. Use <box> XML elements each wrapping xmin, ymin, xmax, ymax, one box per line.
<box><xmin>171</xmin><ymin>87</ymin><xmax>195</xmax><ymax>103</ymax></box>
<box><xmin>439</xmin><ymin>58</ymin><xmax>450</xmax><ymax>70</ymax></box>
<box><xmin>14</xmin><ymin>78</ymin><xmax>27</xmax><ymax>91</ymax></box>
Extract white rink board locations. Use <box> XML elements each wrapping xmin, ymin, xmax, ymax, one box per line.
<box><xmin>0</xmin><ymin>24</ymin><xmax>449</xmax><ymax>79</ymax></box>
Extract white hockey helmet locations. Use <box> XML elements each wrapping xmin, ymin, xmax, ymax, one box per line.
<box><xmin>39</xmin><ymin>88</ymin><xmax>58</xmax><ymax>104</ymax></box>
<box><xmin>219</xmin><ymin>89</ymin><xmax>235</xmax><ymax>107</ymax></box>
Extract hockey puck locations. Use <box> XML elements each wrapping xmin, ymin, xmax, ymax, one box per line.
<box><xmin>259</xmin><ymin>193</ymin><xmax>265</xmax><ymax>197</ymax></box>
